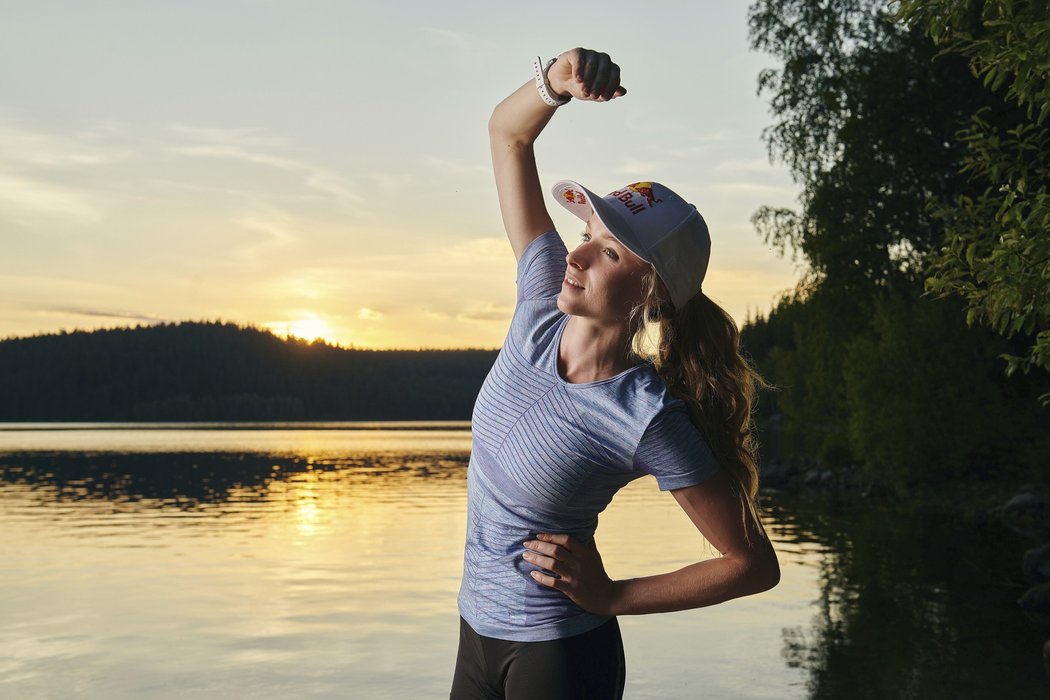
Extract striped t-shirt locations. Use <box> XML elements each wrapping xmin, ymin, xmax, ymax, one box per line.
<box><xmin>457</xmin><ymin>230</ymin><xmax>721</xmax><ymax>642</ymax></box>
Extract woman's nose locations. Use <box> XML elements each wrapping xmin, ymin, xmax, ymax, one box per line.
<box><xmin>566</xmin><ymin>248</ymin><xmax>588</xmax><ymax>269</ymax></box>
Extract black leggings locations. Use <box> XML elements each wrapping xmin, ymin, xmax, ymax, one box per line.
<box><xmin>449</xmin><ymin>616</ymin><xmax>626</xmax><ymax>699</ymax></box>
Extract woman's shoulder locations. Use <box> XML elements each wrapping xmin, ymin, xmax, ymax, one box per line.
<box><xmin>618</xmin><ymin>366</ymin><xmax>699</xmax><ymax>438</ymax></box>
<box><xmin>624</xmin><ymin>363</ymin><xmax>678</xmax><ymax>407</ymax></box>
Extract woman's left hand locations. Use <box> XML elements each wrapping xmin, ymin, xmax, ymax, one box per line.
<box><xmin>523</xmin><ymin>532</ymin><xmax>621</xmax><ymax>615</ymax></box>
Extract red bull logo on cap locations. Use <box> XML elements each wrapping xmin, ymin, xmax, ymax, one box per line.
<box><xmin>609</xmin><ymin>181</ymin><xmax>662</xmax><ymax>215</ymax></box>
<box><xmin>627</xmin><ymin>182</ymin><xmax>659</xmax><ymax>206</ymax></box>
<box><xmin>563</xmin><ymin>188</ymin><xmax>587</xmax><ymax>205</ymax></box>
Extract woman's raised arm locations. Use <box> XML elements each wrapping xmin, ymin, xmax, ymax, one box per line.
<box><xmin>489</xmin><ymin>48</ymin><xmax>626</xmax><ymax>262</ymax></box>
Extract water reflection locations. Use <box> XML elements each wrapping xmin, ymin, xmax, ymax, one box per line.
<box><xmin>1</xmin><ymin>446</ymin><xmax>807</xmax><ymax>699</ymax></box>
<box><xmin>0</xmin><ymin>421</ymin><xmax>472</xmax><ymax>454</ymax></box>
<box><xmin>0</xmin><ymin>435</ymin><xmax>1043</xmax><ymax>698</ymax></box>
<box><xmin>1</xmin><ymin>448</ymin><xmax>475</xmax><ymax>699</ymax></box>
<box><xmin>764</xmin><ymin>497</ymin><xmax>1045</xmax><ymax>699</ymax></box>
<box><xmin>1</xmin><ymin>450</ymin><xmax>468</xmax><ymax>507</ymax></box>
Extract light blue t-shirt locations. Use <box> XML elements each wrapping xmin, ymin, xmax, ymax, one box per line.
<box><xmin>457</xmin><ymin>230</ymin><xmax>721</xmax><ymax>642</ymax></box>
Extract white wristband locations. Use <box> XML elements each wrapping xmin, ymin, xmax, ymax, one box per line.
<box><xmin>533</xmin><ymin>56</ymin><xmax>570</xmax><ymax>107</ymax></box>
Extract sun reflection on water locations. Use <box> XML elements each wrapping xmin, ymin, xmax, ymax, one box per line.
<box><xmin>2</xmin><ymin>427</ymin><xmax>1036</xmax><ymax>699</ymax></box>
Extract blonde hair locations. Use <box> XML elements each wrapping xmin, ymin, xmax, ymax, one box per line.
<box><xmin>626</xmin><ymin>267</ymin><xmax>773</xmax><ymax>546</ymax></box>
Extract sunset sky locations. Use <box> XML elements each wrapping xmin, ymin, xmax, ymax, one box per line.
<box><xmin>1</xmin><ymin>1</ymin><xmax>802</xmax><ymax>349</ymax></box>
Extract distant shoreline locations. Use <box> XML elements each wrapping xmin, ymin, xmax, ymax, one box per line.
<box><xmin>0</xmin><ymin>421</ymin><xmax>473</xmax><ymax>431</ymax></box>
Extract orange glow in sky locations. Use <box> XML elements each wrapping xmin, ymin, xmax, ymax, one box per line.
<box><xmin>0</xmin><ymin>3</ymin><xmax>802</xmax><ymax>349</ymax></box>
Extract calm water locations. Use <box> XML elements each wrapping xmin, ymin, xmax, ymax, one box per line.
<box><xmin>0</xmin><ymin>423</ymin><xmax>1043</xmax><ymax>699</ymax></box>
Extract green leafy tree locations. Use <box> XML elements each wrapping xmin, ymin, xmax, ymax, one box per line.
<box><xmin>744</xmin><ymin>0</ymin><xmax>1048</xmax><ymax>487</ymax></box>
<box><xmin>841</xmin><ymin>291</ymin><xmax>1029</xmax><ymax>491</ymax></box>
<box><xmin>745</xmin><ymin>0</ymin><xmax>995</xmax><ymax>466</ymax></box>
<box><xmin>895</xmin><ymin>0</ymin><xmax>1050</xmax><ymax>404</ymax></box>
<box><xmin>748</xmin><ymin>0</ymin><xmax>992</xmax><ymax>297</ymax></box>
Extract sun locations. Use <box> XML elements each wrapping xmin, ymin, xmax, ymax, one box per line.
<box><xmin>279</xmin><ymin>316</ymin><xmax>338</xmax><ymax>345</ymax></box>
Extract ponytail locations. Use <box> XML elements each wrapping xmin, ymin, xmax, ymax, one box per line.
<box><xmin>627</xmin><ymin>268</ymin><xmax>773</xmax><ymax>546</ymax></box>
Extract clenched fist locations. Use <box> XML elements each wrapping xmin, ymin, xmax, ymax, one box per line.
<box><xmin>547</xmin><ymin>48</ymin><xmax>627</xmax><ymax>103</ymax></box>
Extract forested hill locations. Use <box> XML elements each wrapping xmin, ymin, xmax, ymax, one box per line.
<box><xmin>0</xmin><ymin>322</ymin><xmax>499</xmax><ymax>421</ymax></box>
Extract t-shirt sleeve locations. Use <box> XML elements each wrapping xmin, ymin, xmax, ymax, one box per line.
<box><xmin>516</xmin><ymin>230</ymin><xmax>568</xmax><ymax>304</ymax></box>
<box><xmin>633</xmin><ymin>403</ymin><xmax>722</xmax><ymax>490</ymax></box>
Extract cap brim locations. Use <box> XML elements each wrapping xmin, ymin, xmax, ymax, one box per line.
<box><xmin>551</xmin><ymin>179</ymin><xmax>598</xmax><ymax>223</ymax></box>
<box><xmin>551</xmin><ymin>179</ymin><xmax>653</xmax><ymax>266</ymax></box>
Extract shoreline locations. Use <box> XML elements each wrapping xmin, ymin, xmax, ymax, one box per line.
<box><xmin>759</xmin><ymin>459</ymin><xmax>1048</xmax><ymax>529</ymax></box>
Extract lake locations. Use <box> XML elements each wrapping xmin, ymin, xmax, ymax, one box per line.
<box><xmin>0</xmin><ymin>423</ymin><xmax>1043</xmax><ymax>698</ymax></box>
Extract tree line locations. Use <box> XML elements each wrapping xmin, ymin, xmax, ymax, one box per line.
<box><xmin>740</xmin><ymin>0</ymin><xmax>1049</xmax><ymax>493</ymax></box>
<box><xmin>0</xmin><ymin>321</ymin><xmax>496</xmax><ymax>421</ymax></box>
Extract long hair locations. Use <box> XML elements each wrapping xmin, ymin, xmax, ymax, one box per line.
<box><xmin>626</xmin><ymin>267</ymin><xmax>773</xmax><ymax>546</ymax></box>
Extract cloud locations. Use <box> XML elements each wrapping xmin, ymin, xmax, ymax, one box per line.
<box><xmin>168</xmin><ymin>124</ymin><xmax>285</xmax><ymax>147</ymax></box>
<box><xmin>624</xmin><ymin>112</ymin><xmax>741</xmax><ymax>144</ymax></box>
<box><xmin>0</xmin><ymin>172</ymin><xmax>103</xmax><ymax>223</ymax></box>
<box><xmin>0</xmin><ymin>122</ymin><xmax>132</xmax><ymax>168</ymax></box>
<box><xmin>612</xmin><ymin>157</ymin><xmax>663</xmax><ymax>177</ymax></box>
<box><xmin>37</xmin><ymin>306</ymin><xmax>167</xmax><ymax>324</ymax></box>
<box><xmin>229</xmin><ymin>208</ymin><xmax>298</xmax><ymax>262</ymax></box>
<box><xmin>654</xmin><ymin>129</ymin><xmax>750</xmax><ymax>160</ymax></box>
<box><xmin>357</xmin><ymin>308</ymin><xmax>384</xmax><ymax>320</ymax></box>
<box><xmin>144</xmin><ymin>177</ymin><xmax>287</xmax><ymax>201</ymax></box>
<box><xmin>168</xmin><ymin>126</ymin><xmax>365</xmax><ymax>208</ymax></box>
<box><xmin>0</xmin><ymin>274</ymin><xmax>118</xmax><ymax>303</ymax></box>
<box><xmin>622</xmin><ymin>113</ymin><xmax>692</xmax><ymax>136</ymax></box>
<box><xmin>687</xmin><ymin>128</ymin><xmax>742</xmax><ymax>144</ymax></box>
<box><xmin>444</xmin><ymin>236</ymin><xmax>511</xmax><ymax>262</ymax></box>
<box><xmin>168</xmin><ymin>143</ymin><xmax>313</xmax><ymax>176</ymax></box>
<box><xmin>708</xmin><ymin>181</ymin><xmax>797</xmax><ymax>197</ymax></box>
<box><xmin>713</xmin><ymin>157</ymin><xmax>776</xmax><ymax>173</ymax></box>
<box><xmin>423</xmin><ymin>155</ymin><xmax>490</xmax><ymax>179</ymax></box>
<box><xmin>456</xmin><ymin>302</ymin><xmax>513</xmax><ymax>322</ymax></box>
<box><xmin>302</xmin><ymin>170</ymin><xmax>363</xmax><ymax>204</ymax></box>
<box><xmin>231</xmin><ymin>214</ymin><xmax>295</xmax><ymax>244</ymax></box>
<box><xmin>369</xmin><ymin>172</ymin><xmax>414</xmax><ymax>194</ymax></box>
<box><xmin>0</xmin><ymin>120</ymin><xmax>130</xmax><ymax>224</ymax></box>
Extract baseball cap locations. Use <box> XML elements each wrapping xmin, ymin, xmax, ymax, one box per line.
<box><xmin>552</xmin><ymin>180</ymin><xmax>711</xmax><ymax>310</ymax></box>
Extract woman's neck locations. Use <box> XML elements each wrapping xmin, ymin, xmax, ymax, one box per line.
<box><xmin>558</xmin><ymin>314</ymin><xmax>638</xmax><ymax>383</ymax></box>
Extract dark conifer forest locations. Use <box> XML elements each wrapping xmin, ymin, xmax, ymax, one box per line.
<box><xmin>0</xmin><ymin>321</ymin><xmax>497</xmax><ymax>421</ymax></box>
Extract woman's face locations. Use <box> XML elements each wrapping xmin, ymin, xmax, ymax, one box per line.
<box><xmin>557</xmin><ymin>212</ymin><xmax>651</xmax><ymax>323</ymax></box>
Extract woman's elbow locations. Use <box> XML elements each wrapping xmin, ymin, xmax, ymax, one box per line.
<box><xmin>744</xmin><ymin>544</ymin><xmax>781</xmax><ymax>594</ymax></box>
<box><xmin>487</xmin><ymin>107</ymin><xmax>502</xmax><ymax>137</ymax></box>
<box><xmin>488</xmin><ymin>106</ymin><xmax>517</xmax><ymax>142</ymax></box>
<box><xmin>758</xmin><ymin>557</ymin><xmax>781</xmax><ymax>592</ymax></box>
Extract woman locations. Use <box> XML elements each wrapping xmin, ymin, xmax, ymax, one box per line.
<box><xmin>451</xmin><ymin>48</ymin><xmax>781</xmax><ymax>699</ymax></box>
